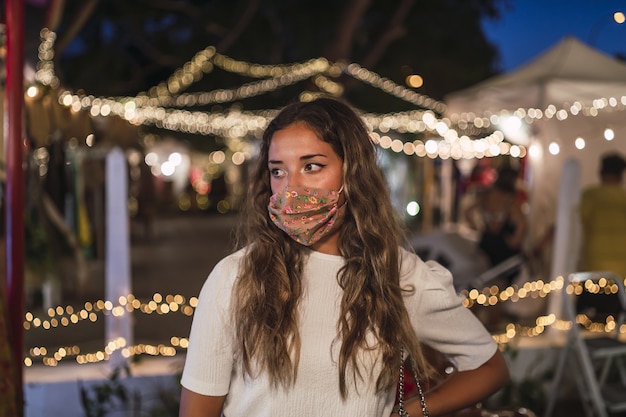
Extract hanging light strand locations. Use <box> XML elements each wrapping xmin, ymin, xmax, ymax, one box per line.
<box><xmin>144</xmin><ymin>58</ymin><xmax>331</xmax><ymax>107</ymax></box>
<box><xmin>344</xmin><ymin>62</ymin><xmax>447</xmax><ymax>114</ymax></box>
<box><xmin>23</xmin><ymin>275</ymin><xmax>626</xmax><ymax>367</ymax></box>
<box><xmin>37</xmin><ymin>29</ymin><xmax>626</xmax><ymax>161</ymax></box>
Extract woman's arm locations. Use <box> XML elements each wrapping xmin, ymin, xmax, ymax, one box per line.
<box><xmin>179</xmin><ymin>388</ymin><xmax>226</xmax><ymax>417</ymax></box>
<box><xmin>403</xmin><ymin>349</ymin><xmax>509</xmax><ymax>417</ymax></box>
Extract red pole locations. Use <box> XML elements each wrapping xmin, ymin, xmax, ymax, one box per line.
<box><xmin>4</xmin><ymin>0</ymin><xmax>25</xmax><ymax>415</ymax></box>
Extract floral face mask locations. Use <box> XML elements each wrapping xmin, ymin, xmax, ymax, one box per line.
<box><xmin>268</xmin><ymin>185</ymin><xmax>345</xmax><ymax>246</ymax></box>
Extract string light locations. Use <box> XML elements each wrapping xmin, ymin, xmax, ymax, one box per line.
<box><xmin>23</xmin><ymin>292</ymin><xmax>197</xmax><ymax>366</ymax></box>
<box><xmin>145</xmin><ymin>58</ymin><xmax>331</xmax><ymax>107</ymax></box>
<box><xmin>36</xmin><ymin>29</ymin><xmax>523</xmax><ymax>160</ymax></box>
<box><xmin>35</xmin><ymin>28</ymin><xmax>59</xmax><ymax>88</ymax></box>
<box><xmin>344</xmin><ymin>62</ymin><xmax>446</xmax><ymax>113</ymax></box>
<box><xmin>35</xmin><ymin>29</ymin><xmax>626</xmax><ymax>162</ymax></box>
<box><xmin>24</xmin><ymin>274</ymin><xmax>626</xmax><ymax>366</ymax></box>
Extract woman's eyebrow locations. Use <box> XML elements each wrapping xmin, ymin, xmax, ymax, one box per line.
<box><xmin>299</xmin><ymin>153</ymin><xmax>327</xmax><ymax>160</ymax></box>
<box><xmin>268</xmin><ymin>153</ymin><xmax>327</xmax><ymax>164</ymax></box>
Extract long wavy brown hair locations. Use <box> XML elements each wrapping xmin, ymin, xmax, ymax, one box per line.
<box><xmin>233</xmin><ymin>97</ymin><xmax>431</xmax><ymax>397</ymax></box>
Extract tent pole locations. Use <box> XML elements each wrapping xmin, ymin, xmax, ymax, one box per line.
<box><xmin>4</xmin><ymin>0</ymin><xmax>26</xmax><ymax>415</ymax></box>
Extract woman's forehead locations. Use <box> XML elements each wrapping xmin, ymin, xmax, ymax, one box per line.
<box><xmin>268</xmin><ymin>123</ymin><xmax>333</xmax><ymax>157</ymax></box>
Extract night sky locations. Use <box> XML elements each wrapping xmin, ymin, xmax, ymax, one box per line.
<box><xmin>482</xmin><ymin>0</ymin><xmax>626</xmax><ymax>72</ymax></box>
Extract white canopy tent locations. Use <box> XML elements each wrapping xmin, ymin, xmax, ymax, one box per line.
<box><xmin>446</xmin><ymin>37</ymin><xmax>626</xmax><ymax>283</ymax></box>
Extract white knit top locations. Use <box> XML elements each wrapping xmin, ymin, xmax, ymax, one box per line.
<box><xmin>181</xmin><ymin>247</ymin><xmax>497</xmax><ymax>417</ymax></box>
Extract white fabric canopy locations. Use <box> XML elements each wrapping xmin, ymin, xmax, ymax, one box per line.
<box><xmin>446</xmin><ymin>36</ymin><xmax>626</xmax><ymax>111</ymax></box>
<box><xmin>445</xmin><ymin>37</ymin><xmax>626</xmax><ymax>278</ymax></box>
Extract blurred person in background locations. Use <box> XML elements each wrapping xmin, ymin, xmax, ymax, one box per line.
<box><xmin>579</xmin><ymin>152</ymin><xmax>626</xmax><ymax>279</ymax></box>
<box><xmin>464</xmin><ymin>165</ymin><xmax>527</xmax><ymax>287</ymax></box>
<box><xmin>463</xmin><ymin>165</ymin><xmax>528</xmax><ymax>330</ymax></box>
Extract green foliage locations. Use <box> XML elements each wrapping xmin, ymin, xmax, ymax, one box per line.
<box><xmin>79</xmin><ymin>366</ymin><xmax>141</xmax><ymax>417</ymax></box>
<box><xmin>78</xmin><ymin>365</ymin><xmax>183</xmax><ymax>417</ymax></box>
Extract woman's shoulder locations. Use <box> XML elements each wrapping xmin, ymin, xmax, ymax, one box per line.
<box><xmin>216</xmin><ymin>247</ymin><xmax>247</xmax><ymax>267</ymax></box>
<box><xmin>203</xmin><ymin>247</ymin><xmax>247</xmax><ymax>286</ymax></box>
<box><xmin>398</xmin><ymin>246</ymin><xmax>455</xmax><ymax>290</ymax></box>
<box><xmin>398</xmin><ymin>247</ymin><xmax>467</xmax><ymax>320</ymax></box>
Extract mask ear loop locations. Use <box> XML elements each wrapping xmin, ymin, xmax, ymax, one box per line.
<box><xmin>336</xmin><ymin>185</ymin><xmax>347</xmax><ymax>209</ymax></box>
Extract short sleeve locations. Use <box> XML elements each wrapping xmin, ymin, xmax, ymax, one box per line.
<box><xmin>180</xmin><ymin>252</ymin><xmax>241</xmax><ymax>395</ymax></box>
<box><xmin>400</xmin><ymin>250</ymin><xmax>497</xmax><ymax>371</ymax></box>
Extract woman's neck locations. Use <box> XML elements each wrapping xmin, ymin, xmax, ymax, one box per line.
<box><xmin>310</xmin><ymin>232</ymin><xmax>341</xmax><ymax>255</ymax></box>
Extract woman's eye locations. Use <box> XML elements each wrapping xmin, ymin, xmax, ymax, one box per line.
<box><xmin>304</xmin><ymin>163</ymin><xmax>324</xmax><ymax>172</ymax></box>
<box><xmin>269</xmin><ymin>168</ymin><xmax>285</xmax><ymax>178</ymax></box>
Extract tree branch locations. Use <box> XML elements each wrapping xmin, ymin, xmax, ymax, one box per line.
<box><xmin>107</xmin><ymin>62</ymin><xmax>164</xmax><ymax>95</ymax></box>
<box><xmin>215</xmin><ymin>0</ymin><xmax>261</xmax><ymax>53</ymax></box>
<box><xmin>54</xmin><ymin>0</ymin><xmax>100</xmax><ymax>56</ymax></box>
<box><xmin>361</xmin><ymin>0</ymin><xmax>414</xmax><ymax>69</ymax></box>
<box><xmin>138</xmin><ymin>0</ymin><xmax>202</xmax><ymax>19</ymax></box>
<box><xmin>325</xmin><ymin>0</ymin><xmax>371</xmax><ymax>62</ymax></box>
<box><xmin>131</xmin><ymin>26</ymin><xmax>183</xmax><ymax>68</ymax></box>
<box><xmin>44</xmin><ymin>0</ymin><xmax>66</xmax><ymax>31</ymax></box>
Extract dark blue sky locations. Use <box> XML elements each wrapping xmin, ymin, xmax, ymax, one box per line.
<box><xmin>482</xmin><ymin>1</ymin><xmax>626</xmax><ymax>72</ymax></box>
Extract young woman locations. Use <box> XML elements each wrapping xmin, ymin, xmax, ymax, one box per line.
<box><xmin>179</xmin><ymin>97</ymin><xmax>509</xmax><ymax>417</ymax></box>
